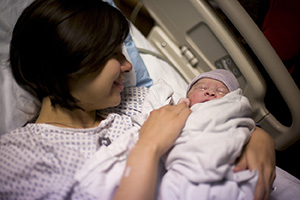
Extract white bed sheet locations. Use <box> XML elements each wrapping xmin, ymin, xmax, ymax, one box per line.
<box><xmin>0</xmin><ymin>0</ymin><xmax>41</xmax><ymax>135</ymax></box>
<box><xmin>130</xmin><ymin>24</ymin><xmax>188</xmax><ymax>103</ymax></box>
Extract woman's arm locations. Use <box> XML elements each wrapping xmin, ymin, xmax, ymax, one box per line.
<box><xmin>234</xmin><ymin>127</ymin><xmax>276</xmax><ymax>200</ymax></box>
<box><xmin>113</xmin><ymin>103</ymin><xmax>191</xmax><ymax>200</ymax></box>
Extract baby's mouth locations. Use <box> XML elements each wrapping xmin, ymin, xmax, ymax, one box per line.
<box><xmin>201</xmin><ymin>99</ymin><xmax>211</xmax><ymax>103</ymax></box>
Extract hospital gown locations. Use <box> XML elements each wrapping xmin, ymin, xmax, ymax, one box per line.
<box><xmin>0</xmin><ymin>86</ymin><xmax>148</xmax><ymax>200</ymax></box>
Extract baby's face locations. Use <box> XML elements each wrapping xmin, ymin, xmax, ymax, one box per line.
<box><xmin>187</xmin><ymin>78</ymin><xmax>229</xmax><ymax>106</ymax></box>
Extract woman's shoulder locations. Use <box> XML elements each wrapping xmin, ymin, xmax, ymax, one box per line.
<box><xmin>0</xmin><ymin>124</ymin><xmax>34</xmax><ymax>141</ymax></box>
<box><xmin>0</xmin><ymin>124</ymin><xmax>56</xmax><ymax>154</ymax></box>
<box><xmin>0</xmin><ymin>123</ymin><xmax>87</xmax><ymax>178</ymax></box>
<box><xmin>0</xmin><ymin>124</ymin><xmax>86</xmax><ymax>158</ymax></box>
<box><xmin>0</xmin><ymin>123</ymin><xmax>93</xmax><ymax>199</ymax></box>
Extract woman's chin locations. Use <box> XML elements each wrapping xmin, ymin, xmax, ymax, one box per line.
<box><xmin>109</xmin><ymin>95</ymin><xmax>121</xmax><ymax>107</ymax></box>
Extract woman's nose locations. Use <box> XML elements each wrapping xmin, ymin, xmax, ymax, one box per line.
<box><xmin>121</xmin><ymin>59</ymin><xmax>133</xmax><ymax>73</ymax></box>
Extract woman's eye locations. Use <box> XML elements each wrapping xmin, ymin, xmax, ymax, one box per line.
<box><xmin>112</xmin><ymin>51</ymin><xmax>125</xmax><ymax>60</ymax></box>
<box><xmin>112</xmin><ymin>52</ymin><xmax>119</xmax><ymax>57</ymax></box>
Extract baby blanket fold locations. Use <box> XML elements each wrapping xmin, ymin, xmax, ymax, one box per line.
<box><xmin>75</xmin><ymin>79</ymin><xmax>258</xmax><ymax>200</ymax></box>
<box><xmin>142</xmin><ymin>79</ymin><xmax>256</xmax><ymax>182</ymax></box>
<box><xmin>144</xmin><ymin>80</ymin><xmax>258</xmax><ymax>200</ymax></box>
<box><xmin>166</xmin><ymin>86</ymin><xmax>255</xmax><ymax>183</ymax></box>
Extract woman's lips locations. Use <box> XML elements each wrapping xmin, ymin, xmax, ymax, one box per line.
<box><xmin>114</xmin><ymin>81</ymin><xmax>124</xmax><ymax>91</ymax></box>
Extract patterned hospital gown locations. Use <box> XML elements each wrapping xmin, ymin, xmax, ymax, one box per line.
<box><xmin>0</xmin><ymin>87</ymin><xmax>148</xmax><ymax>200</ymax></box>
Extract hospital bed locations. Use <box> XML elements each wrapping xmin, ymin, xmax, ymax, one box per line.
<box><xmin>137</xmin><ymin>0</ymin><xmax>300</xmax><ymax>151</ymax></box>
<box><xmin>0</xmin><ymin>0</ymin><xmax>299</xmax><ymax>144</ymax></box>
<box><xmin>0</xmin><ymin>0</ymin><xmax>300</xmax><ymax>197</ymax></box>
<box><xmin>0</xmin><ymin>0</ymin><xmax>298</xmax><ymax>149</ymax></box>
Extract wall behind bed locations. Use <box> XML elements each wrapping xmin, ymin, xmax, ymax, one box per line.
<box><xmin>114</xmin><ymin>0</ymin><xmax>154</xmax><ymax>37</ymax></box>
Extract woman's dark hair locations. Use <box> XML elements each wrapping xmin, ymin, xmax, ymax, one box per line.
<box><xmin>10</xmin><ymin>0</ymin><xmax>130</xmax><ymax>110</ymax></box>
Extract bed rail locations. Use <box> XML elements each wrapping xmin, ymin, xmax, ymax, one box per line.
<box><xmin>143</xmin><ymin>0</ymin><xmax>300</xmax><ymax>150</ymax></box>
<box><xmin>208</xmin><ymin>0</ymin><xmax>300</xmax><ymax>150</ymax></box>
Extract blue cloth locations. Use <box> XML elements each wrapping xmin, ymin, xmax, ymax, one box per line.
<box><xmin>106</xmin><ymin>0</ymin><xmax>153</xmax><ymax>88</ymax></box>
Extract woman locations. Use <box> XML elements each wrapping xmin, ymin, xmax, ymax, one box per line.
<box><xmin>0</xmin><ymin>0</ymin><xmax>275</xmax><ymax>199</ymax></box>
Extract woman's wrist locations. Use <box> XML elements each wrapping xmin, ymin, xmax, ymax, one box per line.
<box><xmin>252</xmin><ymin>127</ymin><xmax>275</xmax><ymax>148</ymax></box>
<box><xmin>133</xmin><ymin>139</ymin><xmax>161</xmax><ymax>162</ymax></box>
<box><xmin>114</xmin><ymin>141</ymin><xmax>160</xmax><ymax>200</ymax></box>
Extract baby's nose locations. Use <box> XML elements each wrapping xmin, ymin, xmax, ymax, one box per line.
<box><xmin>205</xmin><ymin>91</ymin><xmax>216</xmax><ymax>97</ymax></box>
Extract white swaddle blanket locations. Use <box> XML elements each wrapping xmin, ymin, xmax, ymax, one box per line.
<box><xmin>74</xmin><ymin>80</ymin><xmax>300</xmax><ymax>200</ymax></box>
<box><xmin>75</xmin><ymin>79</ymin><xmax>258</xmax><ymax>199</ymax></box>
<box><xmin>164</xmin><ymin>86</ymin><xmax>256</xmax><ymax>184</ymax></box>
<box><xmin>152</xmin><ymin>81</ymin><xmax>259</xmax><ymax>200</ymax></box>
<box><xmin>137</xmin><ymin>79</ymin><xmax>258</xmax><ymax>199</ymax></box>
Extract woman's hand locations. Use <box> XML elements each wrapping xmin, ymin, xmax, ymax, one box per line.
<box><xmin>138</xmin><ymin>103</ymin><xmax>192</xmax><ymax>157</ymax></box>
<box><xmin>114</xmin><ymin>103</ymin><xmax>191</xmax><ymax>200</ymax></box>
<box><xmin>233</xmin><ymin>127</ymin><xmax>276</xmax><ymax>200</ymax></box>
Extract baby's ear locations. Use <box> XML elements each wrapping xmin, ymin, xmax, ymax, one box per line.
<box><xmin>178</xmin><ymin>98</ymin><xmax>190</xmax><ymax>107</ymax></box>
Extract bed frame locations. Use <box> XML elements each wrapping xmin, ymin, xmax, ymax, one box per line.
<box><xmin>142</xmin><ymin>0</ymin><xmax>300</xmax><ymax>150</ymax></box>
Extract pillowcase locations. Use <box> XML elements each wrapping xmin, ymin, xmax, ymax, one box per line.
<box><xmin>0</xmin><ymin>0</ymin><xmax>41</xmax><ymax>135</ymax></box>
<box><xmin>105</xmin><ymin>0</ymin><xmax>153</xmax><ymax>88</ymax></box>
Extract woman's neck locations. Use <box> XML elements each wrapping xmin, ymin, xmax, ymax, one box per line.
<box><xmin>35</xmin><ymin>97</ymin><xmax>101</xmax><ymax>128</ymax></box>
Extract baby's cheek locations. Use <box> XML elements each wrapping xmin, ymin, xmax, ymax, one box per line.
<box><xmin>188</xmin><ymin>92</ymin><xmax>205</xmax><ymax>106</ymax></box>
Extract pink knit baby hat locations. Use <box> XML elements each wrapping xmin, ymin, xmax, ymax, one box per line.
<box><xmin>187</xmin><ymin>69</ymin><xmax>240</xmax><ymax>93</ymax></box>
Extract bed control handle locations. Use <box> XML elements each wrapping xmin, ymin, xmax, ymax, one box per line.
<box><xmin>181</xmin><ymin>46</ymin><xmax>199</xmax><ymax>67</ymax></box>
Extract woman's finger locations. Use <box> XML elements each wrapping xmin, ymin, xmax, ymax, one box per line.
<box><xmin>139</xmin><ymin>103</ymin><xmax>191</xmax><ymax>156</ymax></box>
<box><xmin>233</xmin><ymin>154</ymin><xmax>248</xmax><ymax>172</ymax></box>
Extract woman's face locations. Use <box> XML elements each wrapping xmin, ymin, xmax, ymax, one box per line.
<box><xmin>187</xmin><ymin>78</ymin><xmax>229</xmax><ymax>107</ymax></box>
<box><xmin>69</xmin><ymin>47</ymin><xmax>133</xmax><ymax>111</ymax></box>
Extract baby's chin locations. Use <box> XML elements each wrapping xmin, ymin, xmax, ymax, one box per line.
<box><xmin>191</xmin><ymin>99</ymin><xmax>218</xmax><ymax>107</ymax></box>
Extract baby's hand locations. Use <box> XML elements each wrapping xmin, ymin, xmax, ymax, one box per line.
<box><xmin>178</xmin><ymin>98</ymin><xmax>190</xmax><ymax>107</ymax></box>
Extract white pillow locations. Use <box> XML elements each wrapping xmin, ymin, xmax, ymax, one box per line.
<box><xmin>0</xmin><ymin>0</ymin><xmax>40</xmax><ymax>135</ymax></box>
